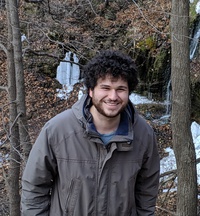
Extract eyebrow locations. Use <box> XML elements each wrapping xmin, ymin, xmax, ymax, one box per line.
<box><xmin>99</xmin><ymin>84</ymin><xmax>128</xmax><ymax>89</ymax></box>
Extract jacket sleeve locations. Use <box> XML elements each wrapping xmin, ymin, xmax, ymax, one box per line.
<box><xmin>21</xmin><ymin>125</ymin><xmax>57</xmax><ymax>216</ymax></box>
<box><xmin>135</xmin><ymin>131</ymin><xmax>160</xmax><ymax>216</ymax></box>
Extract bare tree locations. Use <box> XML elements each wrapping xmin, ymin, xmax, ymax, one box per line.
<box><xmin>2</xmin><ymin>0</ymin><xmax>21</xmax><ymax>215</ymax></box>
<box><xmin>8</xmin><ymin>0</ymin><xmax>32</xmax><ymax>161</ymax></box>
<box><xmin>6</xmin><ymin>30</ymin><xmax>21</xmax><ymax>216</ymax></box>
<box><xmin>171</xmin><ymin>0</ymin><xmax>197</xmax><ymax>215</ymax></box>
<box><xmin>2</xmin><ymin>0</ymin><xmax>33</xmax><ymax>214</ymax></box>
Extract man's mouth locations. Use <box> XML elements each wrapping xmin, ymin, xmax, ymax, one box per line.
<box><xmin>104</xmin><ymin>101</ymin><xmax>120</xmax><ymax>107</ymax></box>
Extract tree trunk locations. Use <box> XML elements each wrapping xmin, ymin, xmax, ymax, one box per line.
<box><xmin>171</xmin><ymin>0</ymin><xmax>197</xmax><ymax>215</ymax></box>
<box><xmin>6</xmin><ymin>1</ymin><xmax>21</xmax><ymax>215</ymax></box>
<box><xmin>8</xmin><ymin>0</ymin><xmax>32</xmax><ymax>162</ymax></box>
<box><xmin>7</xmin><ymin>46</ymin><xmax>21</xmax><ymax>216</ymax></box>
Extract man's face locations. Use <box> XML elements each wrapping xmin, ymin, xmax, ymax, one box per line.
<box><xmin>89</xmin><ymin>75</ymin><xmax>129</xmax><ymax>118</ymax></box>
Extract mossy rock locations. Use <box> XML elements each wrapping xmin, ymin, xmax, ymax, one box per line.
<box><xmin>153</xmin><ymin>50</ymin><xmax>169</xmax><ymax>74</ymax></box>
<box><xmin>190</xmin><ymin>0</ymin><xmax>199</xmax><ymax>23</ymax></box>
<box><xmin>136</xmin><ymin>36</ymin><xmax>156</xmax><ymax>52</ymax></box>
<box><xmin>150</xmin><ymin>49</ymin><xmax>170</xmax><ymax>84</ymax></box>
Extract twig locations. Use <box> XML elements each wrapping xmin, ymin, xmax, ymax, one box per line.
<box><xmin>0</xmin><ymin>101</ymin><xmax>20</xmax><ymax>147</ymax></box>
<box><xmin>160</xmin><ymin>157</ymin><xmax>200</xmax><ymax>178</ymax></box>
<box><xmin>160</xmin><ymin>173</ymin><xmax>177</xmax><ymax>186</ymax></box>
<box><xmin>86</xmin><ymin>0</ymin><xmax>98</xmax><ymax>16</ymax></box>
<box><xmin>26</xmin><ymin>49</ymin><xmax>82</xmax><ymax>66</ymax></box>
<box><xmin>1</xmin><ymin>165</ymin><xmax>9</xmax><ymax>193</ymax></box>
<box><xmin>156</xmin><ymin>206</ymin><xmax>177</xmax><ymax>216</ymax></box>
<box><xmin>9</xmin><ymin>112</ymin><xmax>21</xmax><ymax>135</ymax></box>
<box><xmin>161</xmin><ymin>175</ymin><xmax>177</xmax><ymax>206</ymax></box>
<box><xmin>1</xmin><ymin>103</ymin><xmax>10</xmax><ymax>139</ymax></box>
<box><xmin>0</xmin><ymin>43</ymin><xmax>8</xmax><ymax>56</ymax></box>
<box><xmin>132</xmin><ymin>0</ymin><xmax>170</xmax><ymax>36</ymax></box>
<box><xmin>160</xmin><ymin>169</ymin><xmax>177</xmax><ymax>178</ymax></box>
<box><xmin>0</xmin><ymin>86</ymin><xmax>8</xmax><ymax>92</ymax></box>
<box><xmin>8</xmin><ymin>157</ymin><xmax>21</xmax><ymax>165</ymax></box>
<box><xmin>8</xmin><ymin>135</ymin><xmax>23</xmax><ymax>161</ymax></box>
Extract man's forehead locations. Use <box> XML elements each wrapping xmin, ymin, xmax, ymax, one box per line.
<box><xmin>98</xmin><ymin>74</ymin><xmax>126</xmax><ymax>83</ymax></box>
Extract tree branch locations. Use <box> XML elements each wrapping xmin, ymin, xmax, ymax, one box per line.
<box><xmin>0</xmin><ymin>43</ymin><xmax>8</xmax><ymax>56</ymax></box>
<box><xmin>25</xmin><ymin>48</ymin><xmax>82</xmax><ymax>67</ymax></box>
<box><xmin>0</xmin><ymin>86</ymin><xmax>8</xmax><ymax>92</ymax></box>
<box><xmin>160</xmin><ymin>157</ymin><xmax>200</xmax><ymax>178</ymax></box>
<box><xmin>86</xmin><ymin>0</ymin><xmax>98</xmax><ymax>16</ymax></box>
<box><xmin>156</xmin><ymin>206</ymin><xmax>177</xmax><ymax>216</ymax></box>
<box><xmin>132</xmin><ymin>0</ymin><xmax>170</xmax><ymax>36</ymax></box>
<box><xmin>160</xmin><ymin>169</ymin><xmax>177</xmax><ymax>178</ymax></box>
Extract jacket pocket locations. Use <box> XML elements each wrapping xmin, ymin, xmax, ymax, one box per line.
<box><xmin>65</xmin><ymin>178</ymin><xmax>82</xmax><ymax>216</ymax></box>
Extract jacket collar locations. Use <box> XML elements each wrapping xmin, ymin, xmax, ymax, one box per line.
<box><xmin>72</xmin><ymin>94</ymin><xmax>135</xmax><ymax>149</ymax></box>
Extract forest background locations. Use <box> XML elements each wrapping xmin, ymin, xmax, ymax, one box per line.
<box><xmin>0</xmin><ymin>0</ymin><xmax>200</xmax><ymax>215</ymax></box>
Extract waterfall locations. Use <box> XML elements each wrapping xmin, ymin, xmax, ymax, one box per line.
<box><xmin>164</xmin><ymin>79</ymin><xmax>171</xmax><ymax>115</ymax></box>
<box><xmin>190</xmin><ymin>28</ymin><xmax>200</xmax><ymax>60</ymax></box>
<box><xmin>71</xmin><ymin>53</ymin><xmax>80</xmax><ymax>85</ymax></box>
<box><xmin>56</xmin><ymin>51</ymin><xmax>80</xmax><ymax>85</ymax></box>
<box><xmin>56</xmin><ymin>52</ymin><xmax>80</xmax><ymax>99</ymax></box>
<box><xmin>190</xmin><ymin>15</ymin><xmax>200</xmax><ymax>60</ymax></box>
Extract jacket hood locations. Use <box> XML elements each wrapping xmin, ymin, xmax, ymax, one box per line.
<box><xmin>72</xmin><ymin>94</ymin><xmax>135</xmax><ymax>124</ymax></box>
<box><xmin>72</xmin><ymin>94</ymin><xmax>136</xmax><ymax>148</ymax></box>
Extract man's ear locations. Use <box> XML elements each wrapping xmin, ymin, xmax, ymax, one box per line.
<box><xmin>89</xmin><ymin>89</ymin><xmax>93</xmax><ymax>98</ymax></box>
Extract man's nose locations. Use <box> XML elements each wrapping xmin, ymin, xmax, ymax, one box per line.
<box><xmin>108</xmin><ymin>90</ymin><xmax>118</xmax><ymax>100</ymax></box>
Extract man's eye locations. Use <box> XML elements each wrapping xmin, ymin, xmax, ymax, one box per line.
<box><xmin>101</xmin><ymin>87</ymin><xmax>110</xmax><ymax>90</ymax></box>
<box><xmin>118</xmin><ymin>88</ymin><xmax>126</xmax><ymax>92</ymax></box>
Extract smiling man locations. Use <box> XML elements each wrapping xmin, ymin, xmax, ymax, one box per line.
<box><xmin>21</xmin><ymin>50</ymin><xmax>160</xmax><ymax>216</ymax></box>
<box><xmin>89</xmin><ymin>75</ymin><xmax>129</xmax><ymax>134</ymax></box>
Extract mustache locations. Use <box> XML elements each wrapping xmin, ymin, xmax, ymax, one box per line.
<box><xmin>104</xmin><ymin>100</ymin><xmax>120</xmax><ymax>103</ymax></box>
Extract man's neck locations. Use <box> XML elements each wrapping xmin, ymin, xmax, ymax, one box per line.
<box><xmin>90</xmin><ymin>105</ymin><xmax>120</xmax><ymax>134</ymax></box>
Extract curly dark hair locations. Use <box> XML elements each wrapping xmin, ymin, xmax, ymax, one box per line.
<box><xmin>83</xmin><ymin>50</ymin><xmax>138</xmax><ymax>94</ymax></box>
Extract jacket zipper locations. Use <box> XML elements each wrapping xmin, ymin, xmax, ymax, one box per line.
<box><xmin>95</xmin><ymin>143</ymin><xmax>109</xmax><ymax>215</ymax></box>
<box><xmin>95</xmin><ymin>143</ymin><xmax>100</xmax><ymax>215</ymax></box>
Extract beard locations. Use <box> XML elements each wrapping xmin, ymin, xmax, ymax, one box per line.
<box><xmin>91</xmin><ymin>97</ymin><xmax>128</xmax><ymax>118</ymax></box>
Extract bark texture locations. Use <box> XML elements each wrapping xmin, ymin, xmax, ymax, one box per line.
<box><xmin>8</xmin><ymin>0</ymin><xmax>32</xmax><ymax>162</ymax></box>
<box><xmin>6</xmin><ymin>1</ymin><xmax>21</xmax><ymax>215</ymax></box>
<box><xmin>171</xmin><ymin>0</ymin><xmax>197</xmax><ymax>215</ymax></box>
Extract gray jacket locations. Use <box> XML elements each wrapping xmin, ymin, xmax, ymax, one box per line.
<box><xmin>21</xmin><ymin>94</ymin><xmax>160</xmax><ymax>216</ymax></box>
